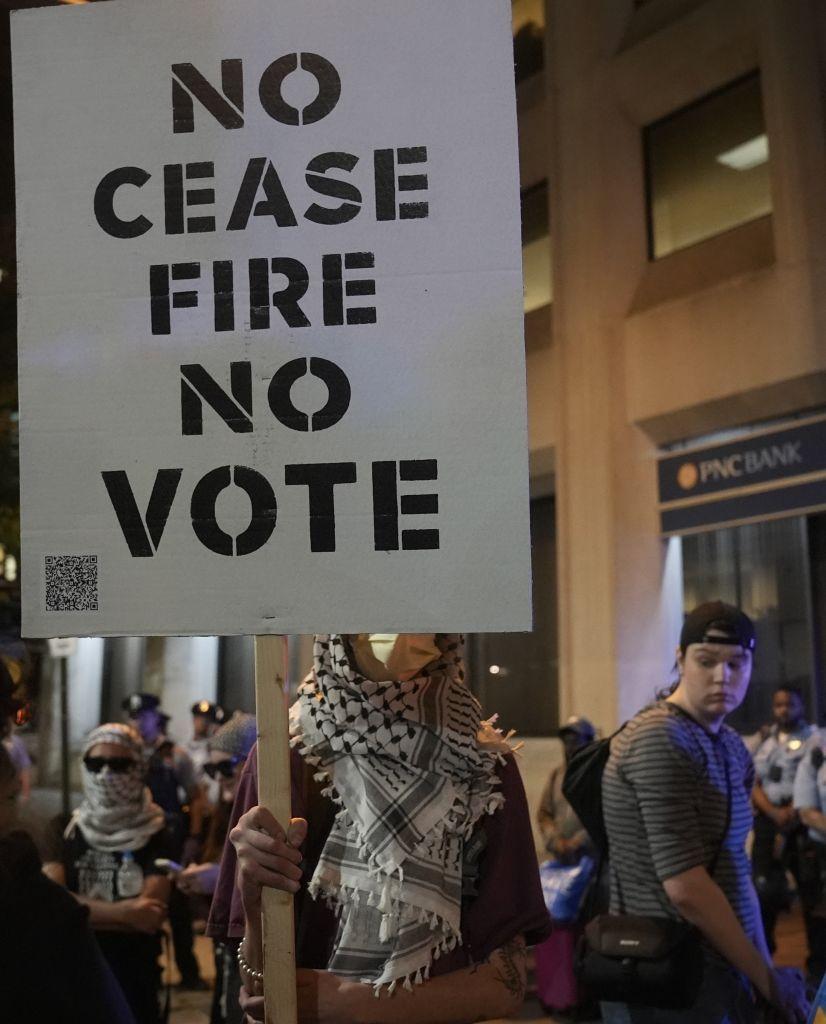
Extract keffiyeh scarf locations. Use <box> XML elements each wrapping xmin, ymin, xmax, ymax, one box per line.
<box><xmin>289</xmin><ymin>634</ymin><xmax>509</xmax><ymax>991</ymax></box>
<box><xmin>65</xmin><ymin>723</ymin><xmax>166</xmax><ymax>853</ymax></box>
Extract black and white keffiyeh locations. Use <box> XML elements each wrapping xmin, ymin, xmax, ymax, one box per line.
<box><xmin>289</xmin><ymin>634</ymin><xmax>510</xmax><ymax>991</ymax></box>
<box><xmin>65</xmin><ymin>723</ymin><xmax>165</xmax><ymax>853</ymax></box>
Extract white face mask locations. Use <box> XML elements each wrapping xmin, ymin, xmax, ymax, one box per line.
<box><xmin>349</xmin><ymin>634</ymin><xmax>441</xmax><ymax>682</ymax></box>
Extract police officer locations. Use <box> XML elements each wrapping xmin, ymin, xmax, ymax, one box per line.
<box><xmin>793</xmin><ymin>726</ymin><xmax>826</xmax><ymax>988</ymax></box>
<box><xmin>123</xmin><ymin>694</ymin><xmax>203</xmax><ymax>837</ymax></box>
<box><xmin>123</xmin><ymin>692</ymin><xmax>208</xmax><ymax>990</ymax></box>
<box><xmin>187</xmin><ymin>700</ymin><xmax>226</xmax><ymax>783</ymax></box>
<box><xmin>751</xmin><ymin>685</ymin><xmax>814</xmax><ymax>953</ymax></box>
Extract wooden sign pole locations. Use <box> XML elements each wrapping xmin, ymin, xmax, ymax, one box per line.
<box><xmin>254</xmin><ymin>634</ymin><xmax>298</xmax><ymax>1024</ymax></box>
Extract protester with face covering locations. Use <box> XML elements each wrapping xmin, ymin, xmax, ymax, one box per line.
<box><xmin>176</xmin><ymin>712</ymin><xmax>257</xmax><ymax>1024</ymax></box>
<box><xmin>208</xmin><ymin>633</ymin><xmax>551</xmax><ymax>1024</ymax></box>
<box><xmin>124</xmin><ymin>691</ymin><xmax>208</xmax><ymax>990</ymax></box>
<box><xmin>43</xmin><ymin>723</ymin><xmax>173</xmax><ymax>1024</ymax></box>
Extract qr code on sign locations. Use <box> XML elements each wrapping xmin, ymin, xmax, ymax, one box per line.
<box><xmin>45</xmin><ymin>555</ymin><xmax>98</xmax><ymax>612</ymax></box>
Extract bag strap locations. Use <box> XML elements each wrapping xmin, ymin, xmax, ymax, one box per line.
<box><xmin>707</xmin><ymin>740</ymin><xmax>732</xmax><ymax>877</ymax></box>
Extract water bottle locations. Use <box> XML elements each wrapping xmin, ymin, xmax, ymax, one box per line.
<box><xmin>117</xmin><ymin>851</ymin><xmax>144</xmax><ymax>898</ymax></box>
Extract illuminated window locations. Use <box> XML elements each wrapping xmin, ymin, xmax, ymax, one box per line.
<box><xmin>645</xmin><ymin>73</ymin><xmax>771</xmax><ymax>259</ymax></box>
<box><xmin>521</xmin><ymin>181</ymin><xmax>552</xmax><ymax>312</ymax></box>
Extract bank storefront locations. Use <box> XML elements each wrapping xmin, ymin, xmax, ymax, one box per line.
<box><xmin>659</xmin><ymin>413</ymin><xmax>826</xmax><ymax>733</ymax></box>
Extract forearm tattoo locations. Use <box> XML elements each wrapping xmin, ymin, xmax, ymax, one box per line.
<box><xmin>492</xmin><ymin>936</ymin><xmax>527</xmax><ymax>1002</ymax></box>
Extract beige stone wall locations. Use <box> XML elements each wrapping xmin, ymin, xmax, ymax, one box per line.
<box><xmin>521</xmin><ymin>0</ymin><xmax>826</xmax><ymax>731</ymax></box>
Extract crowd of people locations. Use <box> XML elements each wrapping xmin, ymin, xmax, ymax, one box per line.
<box><xmin>0</xmin><ymin>615</ymin><xmax>824</xmax><ymax>1023</ymax></box>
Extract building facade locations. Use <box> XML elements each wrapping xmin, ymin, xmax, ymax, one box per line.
<box><xmin>500</xmin><ymin>0</ymin><xmax>826</xmax><ymax>747</ymax></box>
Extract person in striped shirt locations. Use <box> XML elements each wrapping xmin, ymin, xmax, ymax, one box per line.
<box><xmin>601</xmin><ymin>601</ymin><xmax>808</xmax><ymax>1024</ymax></box>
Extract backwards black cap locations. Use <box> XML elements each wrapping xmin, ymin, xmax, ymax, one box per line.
<box><xmin>680</xmin><ymin>600</ymin><xmax>756</xmax><ymax>652</ymax></box>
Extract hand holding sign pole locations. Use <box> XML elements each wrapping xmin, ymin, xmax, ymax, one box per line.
<box><xmin>254</xmin><ymin>634</ymin><xmax>298</xmax><ymax>1024</ymax></box>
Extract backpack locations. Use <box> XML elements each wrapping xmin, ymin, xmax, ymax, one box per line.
<box><xmin>561</xmin><ymin>725</ymin><xmax>625</xmax><ymax>857</ymax></box>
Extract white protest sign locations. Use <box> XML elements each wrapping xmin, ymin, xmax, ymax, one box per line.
<box><xmin>12</xmin><ymin>0</ymin><xmax>531</xmax><ymax>638</ymax></box>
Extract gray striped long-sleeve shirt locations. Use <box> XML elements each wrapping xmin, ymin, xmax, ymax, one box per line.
<box><xmin>602</xmin><ymin>701</ymin><xmax>756</xmax><ymax>942</ymax></box>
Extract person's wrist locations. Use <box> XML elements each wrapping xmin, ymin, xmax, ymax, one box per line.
<box><xmin>240</xmin><ymin>873</ymin><xmax>263</xmax><ymax>915</ymax></box>
<box><xmin>120</xmin><ymin>900</ymin><xmax>138</xmax><ymax>929</ymax></box>
<box><xmin>341</xmin><ymin>978</ymin><xmax>376</xmax><ymax>1024</ymax></box>
<box><xmin>756</xmin><ymin>962</ymin><xmax>776</xmax><ymax>1003</ymax></box>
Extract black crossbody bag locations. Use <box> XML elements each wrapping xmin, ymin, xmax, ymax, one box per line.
<box><xmin>577</xmin><ymin>746</ymin><xmax>732</xmax><ymax>1009</ymax></box>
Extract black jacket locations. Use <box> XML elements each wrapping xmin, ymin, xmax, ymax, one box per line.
<box><xmin>0</xmin><ymin>829</ymin><xmax>137</xmax><ymax>1024</ymax></box>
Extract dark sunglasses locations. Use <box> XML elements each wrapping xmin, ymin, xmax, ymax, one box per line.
<box><xmin>204</xmin><ymin>756</ymin><xmax>243</xmax><ymax>780</ymax></box>
<box><xmin>83</xmin><ymin>755</ymin><xmax>135</xmax><ymax>774</ymax></box>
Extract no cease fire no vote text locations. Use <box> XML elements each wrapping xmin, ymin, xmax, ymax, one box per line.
<box><xmin>96</xmin><ymin>53</ymin><xmax>440</xmax><ymax>560</ymax></box>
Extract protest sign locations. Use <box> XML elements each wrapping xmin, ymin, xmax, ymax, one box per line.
<box><xmin>12</xmin><ymin>0</ymin><xmax>530</xmax><ymax>638</ymax></box>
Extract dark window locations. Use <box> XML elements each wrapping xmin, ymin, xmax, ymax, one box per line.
<box><xmin>521</xmin><ymin>181</ymin><xmax>552</xmax><ymax>311</ymax></box>
<box><xmin>467</xmin><ymin>496</ymin><xmax>557</xmax><ymax>736</ymax></box>
<box><xmin>513</xmin><ymin>21</ymin><xmax>544</xmax><ymax>84</ymax></box>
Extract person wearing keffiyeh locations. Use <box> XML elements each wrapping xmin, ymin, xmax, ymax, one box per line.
<box><xmin>43</xmin><ymin>723</ymin><xmax>174</xmax><ymax>1024</ymax></box>
<box><xmin>214</xmin><ymin>634</ymin><xmax>551</xmax><ymax>1024</ymax></box>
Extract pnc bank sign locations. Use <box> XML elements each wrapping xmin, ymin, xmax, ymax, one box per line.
<box><xmin>658</xmin><ymin>416</ymin><xmax>826</xmax><ymax>536</ymax></box>
<box><xmin>677</xmin><ymin>441</ymin><xmax>803</xmax><ymax>492</ymax></box>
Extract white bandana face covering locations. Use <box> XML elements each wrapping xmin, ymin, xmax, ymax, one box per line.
<box><xmin>290</xmin><ymin>634</ymin><xmax>509</xmax><ymax>992</ymax></box>
<box><xmin>84</xmin><ymin>759</ymin><xmax>144</xmax><ymax>806</ymax></box>
<box><xmin>65</xmin><ymin>723</ymin><xmax>165</xmax><ymax>853</ymax></box>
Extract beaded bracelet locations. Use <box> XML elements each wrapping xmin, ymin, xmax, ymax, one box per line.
<box><xmin>237</xmin><ymin>937</ymin><xmax>264</xmax><ymax>983</ymax></box>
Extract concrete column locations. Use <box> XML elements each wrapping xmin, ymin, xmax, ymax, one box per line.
<box><xmin>218</xmin><ymin>635</ymin><xmax>255</xmax><ymax>713</ymax></box>
<box><xmin>162</xmin><ymin>636</ymin><xmax>219</xmax><ymax>745</ymax></box>
<box><xmin>548</xmin><ymin>1</ymin><xmax>683</xmax><ymax>732</ymax></box>
<box><xmin>101</xmin><ymin>636</ymin><xmax>146</xmax><ymax>723</ymax></box>
<box><xmin>67</xmin><ymin>638</ymin><xmax>106</xmax><ymax>747</ymax></box>
<box><xmin>218</xmin><ymin>633</ymin><xmax>316</xmax><ymax>717</ymax></box>
<box><xmin>37</xmin><ymin>637</ymin><xmax>106</xmax><ymax>786</ymax></box>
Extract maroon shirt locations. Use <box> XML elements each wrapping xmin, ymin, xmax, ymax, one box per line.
<box><xmin>207</xmin><ymin>744</ymin><xmax>551</xmax><ymax>972</ymax></box>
